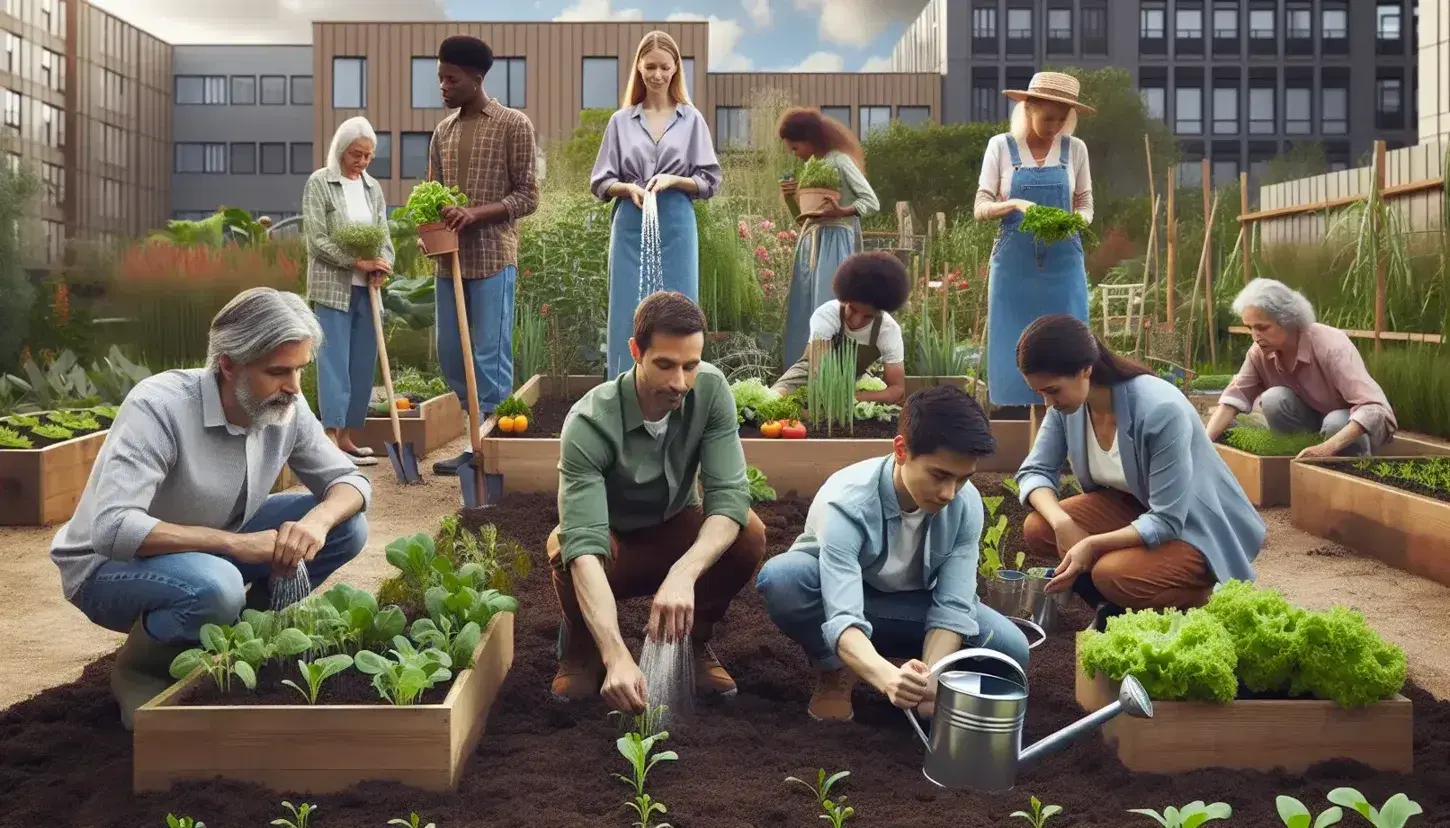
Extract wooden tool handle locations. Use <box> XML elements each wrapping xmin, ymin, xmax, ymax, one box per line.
<box><xmin>368</xmin><ymin>283</ymin><xmax>405</xmax><ymax>446</ymax></box>
<box><xmin>448</xmin><ymin>252</ymin><xmax>484</xmax><ymax>455</ymax></box>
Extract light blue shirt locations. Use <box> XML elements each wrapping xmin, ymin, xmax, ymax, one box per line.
<box><xmin>785</xmin><ymin>455</ymin><xmax>985</xmax><ymax>654</ymax></box>
<box><xmin>1014</xmin><ymin>374</ymin><xmax>1265</xmax><ymax>584</ymax></box>
<box><xmin>589</xmin><ymin>103</ymin><xmax>723</xmax><ymax>201</ymax></box>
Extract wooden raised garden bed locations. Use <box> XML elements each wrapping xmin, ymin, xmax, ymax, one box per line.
<box><xmin>0</xmin><ymin>410</ymin><xmax>112</xmax><ymax>526</ymax></box>
<box><xmin>481</xmin><ymin>374</ymin><xmax>1030</xmax><ymax>495</ymax></box>
<box><xmin>1074</xmin><ymin>649</ymin><xmax>1413</xmax><ymax>774</ymax></box>
<box><xmin>355</xmin><ymin>392</ymin><xmax>464</xmax><ymax>457</ymax></box>
<box><xmin>132</xmin><ymin>611</ymin><xmax>515</xmax><ymax>794</ymax></box>
<box><xmin>1291</xmin><ymin>457</ymin><xmax>1450</xmax><ymax>587</ymax></box>
<box><xmin>1214</xmin><ymin>443</ymin><xmax>1293</xmax><ymax>508</ymax></box>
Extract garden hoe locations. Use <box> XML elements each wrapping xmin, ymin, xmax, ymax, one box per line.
<box><xmin>369</xmin><ymin>282</ymin><xmax>422</xmax><ymax>484</ymax></box>
<box><xmin>445</xmin><ymin>249</ymin><xmax>502</xmax><ymax>509</ymax></box>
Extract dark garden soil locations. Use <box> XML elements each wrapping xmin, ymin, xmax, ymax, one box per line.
<box><xmin>179</xmin><ymin>659</ymin><xmax>453</xmax><ymax>707</ymax></box>
<box><xmin>3</xmin><ymin>475</ymin><xmax>1448</xmax><ymax>827</ymax></box>
<box><xmin>1329</xmin><ymin>460</ymin><xmax>1450</xmax><ymax>505</ymax></box>
<box><xmin>490</xmin><ymin>394</ymin><xmax>901</xmax><ymax>440</ymax></box>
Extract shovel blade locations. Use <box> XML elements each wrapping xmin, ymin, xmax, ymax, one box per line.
<box><xmin>458</xmin><ymin>458</ymin><xmax>503</xmax><ymax>509</ymax></box>
<box><xmin>386</xmin><ymin>441</ymin><xmax>423</xmax><ymax>484</ymax></box>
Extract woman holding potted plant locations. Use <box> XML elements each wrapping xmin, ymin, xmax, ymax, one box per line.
<box><xmin>975</xmin><ymin>72</ymin><xmax>1095</xmax><ymax>419</ymax></box>
<box><xmin>776</xmin><ymin>107</ymin><xmax>880</xmax><ymax>367</ymax></box>
<box><xmin>589</xmin><ymin>30</ymin><xmax>722</xmax><ymax>379</ymax></box>
<box><xmin>1012</xmin><ymin>315</ymin><xmax>1265</xmax><ymax>631</ymax></box>
<box><xmin>300</xmin><ymin>115</ymin><xmax>395</xmax><ymax>466</ymax></box>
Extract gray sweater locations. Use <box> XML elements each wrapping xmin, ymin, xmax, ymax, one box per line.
<box><xmin>50</xmin><ymin>368</ymin><xmax>373</xmax><ymax>600</ymax></box>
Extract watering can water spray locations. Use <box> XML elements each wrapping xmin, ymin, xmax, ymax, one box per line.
<box><xmin>904</xmin><ymin>618</ymin><xmax>1154</xmax><ymax>793</ymax></box>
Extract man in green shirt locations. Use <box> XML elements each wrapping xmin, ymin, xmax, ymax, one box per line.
<box><xmin>547</xmin><ymin>291</ymin><xmax>767</xmax><ymax>713</ymax></box>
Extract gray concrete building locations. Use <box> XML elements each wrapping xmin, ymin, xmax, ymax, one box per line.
<box><xmin>890</xmin><ymin>0</ymin><xmax>1422</xmax><ymax>191</ymax></box>
<box><xmin>170</xmin><ymin>45</ymin><xmax>315</xmax><ymax>222</ymax></box>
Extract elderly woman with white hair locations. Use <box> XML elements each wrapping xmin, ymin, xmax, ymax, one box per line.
<box><xmin>300</xmin><ymin>115</ymin><xmax>396</xmax><ymax>465</ymax></box>
<box><xmin>1206</xmin><ymin>279</ymin><xmax>1397</xmax><ymax>458</ymax></box>
<box><xmin>975</xmin><ymin>71</ymin><xmax>1096</xmax><ymax>416</ymax></box>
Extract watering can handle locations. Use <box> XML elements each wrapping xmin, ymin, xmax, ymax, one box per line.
<box><xmin>902</xmin><ymin>647</ymin><xmax>1028</xmax><ymax>748</ymax></box>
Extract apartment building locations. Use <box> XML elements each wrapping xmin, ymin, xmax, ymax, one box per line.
<box><xmin>891</xmin><ymin>0</ymin><xmax>1422</xmax><ymax>189</ymax></box>
<box><xmin>170</xmin><ymin>45</ymin><xmax>314</xmax><ymax>222</ymax></box>
<box><xmin>1</xmin><ymin>0</ymin><xmax>169</xmax><ymax>262</ymax></box>
<box><xmin>1421</xmin><ymin>0</ymin><xmax>1448</xmax><ymax>144</ymax></box>
<box><xmin>311</xmin><ymin>20</ymin><xmax>940</xmax><ymax>206</ymax></box>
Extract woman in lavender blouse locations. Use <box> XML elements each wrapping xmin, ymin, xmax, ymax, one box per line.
<box><xmin>589</xmin><ymin>30</ymin><xmax>722</xmax><ymax>379</ymax></box>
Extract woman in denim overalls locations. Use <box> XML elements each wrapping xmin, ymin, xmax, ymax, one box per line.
<box><xmin>976</xmin><ymin>72</ymin><xmax>1097</xmax><ymax>418</ymax></box>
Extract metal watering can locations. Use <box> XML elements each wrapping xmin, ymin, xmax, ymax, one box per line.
<box><xmin>904</xmin><ymin>635</ymin><xmax>1153</xmax><ymax>792</ymax></box>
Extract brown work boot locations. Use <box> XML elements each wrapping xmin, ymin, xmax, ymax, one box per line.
<box><xmin>111</xmin><ymin>618</ymin><xmax>187</xmax><ymax>731</ymax></box>
<box><xmin>808</xmin><ymin>668</ymin><xmax>859</xmax><ymax>722</ymax></box>
<box><xmin>693</xmin><ymin>642</ymin><xmax>738</xmax><ymax>697</ymax></box>
<box><xmin>550</xmin><ymin>637</ymin><xmax>604</xmax><ymax>702</ymax></box>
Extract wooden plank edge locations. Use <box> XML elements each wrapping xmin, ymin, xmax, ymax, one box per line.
<box><xmin>0</xmin><ymin>427</ymin><xmax>110</xmax><ymax>456</ymax></box>
<box><xmin>1292</xmin><ymin>456</ymin><xmax>1450</xmax><ymax>510</ymax></box>
<box><xmin>1228</xmin><ymin>325</ymin><xmax>1443</xmax><ymax>344</ymax></box>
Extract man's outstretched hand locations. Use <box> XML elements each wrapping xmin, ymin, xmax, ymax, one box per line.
<box><xmin>602</xmin><ymin>656</ymin><xmax>648</xmax><ymax>714</ymax></box>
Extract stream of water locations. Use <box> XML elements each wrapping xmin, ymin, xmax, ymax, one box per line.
<box><xmin>638</xmin><ymin>190</ymin><xmax>664</xmax><ymax>299</ymax></box>
<box><xmin>638</xmin><ymin>634</ymin><xmax>694</xmax><ymax>727</ymax></box>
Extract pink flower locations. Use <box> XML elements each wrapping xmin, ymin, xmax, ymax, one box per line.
<box><xmin>759</xmin><ymin>269</ymin><xmax>775</xmax><ymax>282</ymax></box>
<box><xmin>540</xmin><ymin>304</ymin><xmax>550</xmax><ymax>315</ymax></box>
<box><xmin>759</xmin><ymin>219</ymin><xmax>774</xmax><ymax>231</ymax></box>
<box><xmin>754</xmin><ymin>245</ymin><xmax>769</xmax><ymax>262</ymax></box>
<box><xmin>955</xmin><ymin>280</ymin><xmax>969</xmax><ymax>291</ymax></box>
<box><xmin>737</xmin><ymin>220</ymin><xmax>750</xmax><ymax>239</ymax></box>
<box><xmin>523</xmin><ymin>269</ymin><xmax>533</xmax><ymax>277</ymax></box>
<box><xmin>776</xmin><ymin>231</ymin><xmax>793</xmax><ymax>243</ymax></box>
<box><xmin>762</xmin><ymin>283</ymin><xmax>773</xmax><ymax>293</ymax></box>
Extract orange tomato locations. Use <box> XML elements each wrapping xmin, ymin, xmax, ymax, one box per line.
<box><xmin>759</xmin><ymin>419</ymin><xmax>784</xmax><ymax>438</ymax></box>
<box><xmin>511</xmin><ymin>415</ymin><xmax>529</xmax><ymax>433</ymax></box>
<box><xmin>395</xmin><ymin>397</ymin><xmax>412</xmax><ymax>410</ymax></box>
<box><xmin>497</xmin><ymin>415</ymin><xmax>516</xmax><ymax>433</ymax></box>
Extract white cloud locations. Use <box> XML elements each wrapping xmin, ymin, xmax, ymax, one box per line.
<box><xmin>742</xmin><ymin>0</ymin><xmax>772</xmax><ymax>27</ymax></box>
<box><xmin>667</xmin><ymin>12</ymin><xmax>752</xmax><ymax>71</ymax></box>
<box><xmin>87</xmin><ymin>0</ymin><xmax>447</xmax><ymax>44</ymax></box>
<box><xmin>859</xmin><ymin>55</ymin><xmax>893</xmax><ymax>72</ymax></box>
<box><xmin>793</xmin><ymin>0</ymin><xmax>926</xmax><ymax>48</ymax></box>
<box><xmin>555</xmin><ymin>0</ymin><xmax>643</xmax><ymax>20</ymax></box>
<box><xmin>789</xmin><ymin>50</ymin><xmax>845</xmax><ymax>72</ymax></box>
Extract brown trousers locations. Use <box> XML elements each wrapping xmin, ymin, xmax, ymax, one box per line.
<box><xmin>1023</xmin><ymin>489</ymin><xmax>1214</xmax><ymax>610</ymax></box>
<box><xmin>547</xmin><ymin>506</ymin><xmax>768</xmax><ymax>660</ymax></box>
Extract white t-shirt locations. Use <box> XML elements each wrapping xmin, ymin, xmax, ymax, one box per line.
<box><xmin>1085</xmin><ymin>407</ymin><xmax>1131</xmax><ymax>493</ymax></box>
<box><xmin>868</xmin><ymin>507</ymin><xmax>929</xmax><ymax>593</ymax></box>
<box><xmin>808</xmin><ymin>300</ymin><xmax>905</xmax><ymax>366</ymax></box>
<box><xmin>974</xmin><ymin>133</ymin><xmax>1094</xmax><ymax>224</ymax></box>
<box><xmin>340</xmin><ymin>175</ymin><xmax>373</xmax><ymax>287</ymax></box>
<box><xmin>642</xmin><ymin>413</ymin><xmax>669</xmax><ymax>441</ymax></box>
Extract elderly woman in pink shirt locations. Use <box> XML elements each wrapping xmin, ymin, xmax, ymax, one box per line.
<box><xmin>1205</xmin><ymin>279</ymin><xmax>1396</xmax><ymax>458</ymax></box>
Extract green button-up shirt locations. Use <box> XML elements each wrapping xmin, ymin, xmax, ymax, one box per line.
<box><xmin>555</xmin><ymin>363</ymin><xmax>751</xmax><ymax>567</ymax></box>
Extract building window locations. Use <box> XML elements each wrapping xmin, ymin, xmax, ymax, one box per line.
<box><xmin>483</xmin><ymin>57</ymin><xmax>526</xmax><ymax>108</ymax></box>
<box><xmin>1141</xmin><ymin>2</ymin><xmax>1166</xmax><ymax>37</ymax></box>
<box><xmin>1248</xmin><ymin>5</ymin><xmax>1276</xmax><ymax>54</ymax></box>
<box><xmin>715</xmin><ymin>106</ymin><xmax>749</xmax><ymax>150</ymax></box>
<box><xmin>1141</xmin><ymin>87</ymin><xmax>1166</xmax><ymax>121</ymax></box>
<box><xmin>175</xmin><ymin>142</ymin><xmax>226</xmax><ymax>173</ymax></box>
<box><xmin>40</xmin><ymin>48</ymin><xmax>63</xmax><ymax>91</ymax></box>
<box><xmin>897</xmin><ymin>106</ymin><xmax>930</xmax><ymax>126</ymax></box>
<box><xmin>176</xmin><ymin>75</ymin><xmax>226</xmax><ymax>105</ymax></box>
<box><xmin>290</xmin><ymin>142</ymin><xmax>313</xmax><ymax>174</ymax></box>
<box><xmin>260</xmin><ymin>75</ymin><xmax>287</xmax><ymax>105</ymax></box>
<box><xmin>368</xmin><ymin>132</ymin><xmax>391</xmax><ymax>179</ymax></box>
<box><xmin>1211</xmin><ymin>158</ymin><xmax>1239</xmax><ymax>187</ymax></box>
<box><xmin>972</xmin><ymin>5</ymin><xmax>997</xmax><ymax>39</ymax></box>
<box><xmin>43</xmin><ymin>220</ymin><xmax>64</xmax><ymax>264</ymax></box>
<box><xmin>1321</xmin><ymin>86</ymin><xmax>1347</xmax><ymax>134</ymax></box>
<box><xmin>1212</xmin><ymin>86</ymin><xmax>1238</xmax><ymax>134</ymax></box>
<box><xmin>230</xmin><ymin>142</ymin><xmax>256</xmax><ymax>174</ymax></box>
<box><xmin>400</xmin><ymin>132</ymin><xmax>432</xmax><ymax>179</ymax></box>
<box><xmin>1376</xmin><ymin>3</ymin><xmax>1402</xmax><ymax>41</ymax></box>
<box><xmin>4</xmin><ymin>152</ymin><xmax>18</xmax><ymax>175</ymax></box>
<box><xmin>411</xmin><ymin>57</ymin><xmax>443</xmax><ymax>109</ymax></box>
<box><xmin>101</xmin><ymin>122</ymin><xmax>125</xmax><ymax>166</ymax></box>
<box><xmin>2</xmin><ymin>32</ymin><xmax>14</xmax><ymax>76</ymax></box>
<box><xmin>332</xmin><ymin>57</ymin><xmax>366</xmax><ymax>109</ymax></box>
<box><xmin>1176</xmin><ymin>5</ymin><xmax>1204</xmax><ymax>39</ymax></box>
<box><xmin>1175</xmin><ymin>160</ymin><xmax>1204</xmax><ymax>188</ymax></box>
<box><xmin>1047</xmin><ymin>8</ymin><xmax>1073</xmax><ymax>53</ymax></box>
<box><xmin>1175</xmin><ymin>87</ymin><xmax>1203</xmax><ymax>134</ymax></box>
<box><xmin>582</xmin><ymin>57</ymin><xmax>618</xmax><ymax>110</ymax></box>
<box><xmin>1081</xmin><ymin>1</ymin><xmax>1108</xmax><ymax>55</ymax></box>
<box><xmin>42</xmin><ymin>161</ymin><xmax>63</xmax><ymax>204</ymax></box>
<box><xmin>291</xmin><ymin>75</ymin><xmax>313</xmax><ymax>106</ymax></box>
<box><xmin>1213</xmin><ymin>3</ymin><xmax>1238</xmax><ymax>38</ymax></box>
<box><xmin>103</xmin><ymin>69</ymin><xmax>126</xmax><ymax>112</ymax></box>
<box><xmin>1376</xmin><ymin>74</ymin><xmax>1403</xmax><ymax>129</ymax></box>
<box><xmin>1006</xmin><ymin>7</ymin><xmax>1032</xmax><ymax>53</ymax></box>
<box><xmin>681</xmin><ymin>57</ymin><xmax>694</xmax><ymax>100</ymax></box>
<box><xmin>35</xmin><ymin>100</ymin><xmax>61</xmax><ymax>147</ymax></box>
<box><xmin>821</xmin><ymin>106</ymin><xmax>851</xmax><ymax>127</ymax></box>
<box><xmin>1284</xmin><ymin>87</ymin><xmax>1311</xmax><ymax>134</ymax></box>
<box><xmin>230</xmin><ymin>75</ymin><xmax>256</xmax><ymax>105</ymax></box>
<box><xmin>1321</xmin><ymin>2</ymin><xmax>1348</xmax><ymax>53</ymax></box>
<box><xmin>1286</xmin><ymin>3</ymin><xmax>1312</xmax><ymax>38</ymax></box>
<box><xmin>1249</xmin><ymin>87</ymin><xmax>1275</xmax><ymax>134</ymax></box>
<box><xmin>260</xmin><ymin>142</ymin><xmax>286</xmax><ymax>174</ymax></box>
<box><xmin>2</xmin><ymin>88</ymin><xmax>19</xmax><ymax>131</ymax></box>
<box><xmin>859</xmin><ymin>106</ymin><xmax>891</xmax><ymax>139</ymax></box>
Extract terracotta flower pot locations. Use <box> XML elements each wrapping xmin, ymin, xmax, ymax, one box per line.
<box><xmin>416</xmin><ymin>220</ymin><xmax>459</xmax><ymax>257</ymax></box>
<box><xmin>795</xmin><ymin>187</ymin><xmax>840</xmax><ymax>219</ymax></box>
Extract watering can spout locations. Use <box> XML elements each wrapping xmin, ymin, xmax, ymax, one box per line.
<box><xmin>1017</xmin><ymin>674</ymin><xmax>1154</xmax><ymax>769</ymax></box>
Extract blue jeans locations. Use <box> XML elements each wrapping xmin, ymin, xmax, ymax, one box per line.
<box><xmin>437</xmin><ymin>266</ymin><xmax>516</xmax><ymax>414</ymax></box>
<box><xmin>71</xmin><ymin>493</ymin><xmax>367</xmax><ymax>645</ymax></box>
<box><xmin>755</xmin><ymin>549</ymin><xmax>1032</xmax><ymax>672</ymax></box>
<box><xmin>314</xmin><ymin>286</ymin><xmax>379</xmax><ymax>430</ymax></box>
<box><xmin>606</xmin><ymin>190</ymin><xmax>699</xmax><ymax>378</ymax></box>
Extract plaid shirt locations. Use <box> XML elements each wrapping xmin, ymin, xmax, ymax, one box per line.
<box><xmin>427</xmin><ymin>97</ymin><xmax>540</xmax><ymax>279</ymax></box>
<box><xmin>301</xmin><ymin>168</ymin><xmax>396</xmax><ymax>312</ymax></box>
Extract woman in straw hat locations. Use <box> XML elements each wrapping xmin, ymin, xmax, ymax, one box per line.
<box><xmin>975</xmin><ymin>71</ymin><xmax>1096</xmax><ymax>416</ymax></box>
<box><xmin>590</xmin><ymin>30</ymin><xmax>722</xmax><ymax>379</ymax></box>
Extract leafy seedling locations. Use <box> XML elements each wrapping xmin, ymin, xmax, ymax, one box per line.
<box><xmin>423</xmin><ymin>583</ymin><xmax>519</xmax><ymax>636</ymax></box>
<box><xmin>1276</xmin><ymin>795</ymin><xmax>1344</xmax><ymax>828</ymax></box>
<box><xmin>388</xmin><ymin>814</ymin><xmax>436</xmax><ymax>828</ymax></box>
<box><xmin>324</xmin><ymin>583</ymin><xmax>407</xmax><ymax>650</ymax></box>
<box><xmin>281</xmin><ymin>654</ymin><xmax>355</xmax><ymax>704</ymax></box>
<box><xmin>409</xmin><ymin>616</ymin><xmax>483</xmax><ymax>670</ymax></box>
<box><xmin>1128</xmin><ymin>801</ymin><xmax>1232</xmax><ymax>828</ymax></box>
<box><xmin>386</xmin><ymin>533</ymin><xmax>439</xmax><ymax>586</ymax></box>
<box><xmin>170</xmin><ymin>621</ymin><xmax>307</xmax><ymax>692</ymax></box>
<box><xmin>354</xmin><ymin>636</ymin><xmax>452</xmax><ymax>705</ymax></box>
<box><xmin>165</xmin><ymin>816</ymin><xmax>204</xmax><ymax>828</ymax></box>
<box><xmin>1326</xmin><ymin>788</ymin><xmax>1423</xmax><ymax>828</ymax></box>
<box><xmin>786</xmin><ymin>769</ymin><xmax>855</xmax><ymax>827</ymax></box>
<box><xmin>625</xmin><ymin>793</ymin><xmax>672</xmax><ymax>828</ymax></box>
<box><xmin>272</xmin><ymin>801</ymin><xmax>316</xmax><ymax>828</ymax></box>
<box><xmin>610</xmin><ymin>704</ymin><xmax>668</xmax><ymax>739</ymax></box>
<box><xmin>1013</xmin><ymin>795</ymin><xmax>1064</xmax><ymax>827</ymax></box>
<box><xmin>613</xmin><ymin>731</ymin><xmax>677</xmax><ymax>799</ymax></box>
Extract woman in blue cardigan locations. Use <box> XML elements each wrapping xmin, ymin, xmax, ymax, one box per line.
<box><xmin>1012</xmin><ymin>314</ymin><xmax>1265</xmax><ymax>629</ymax></box>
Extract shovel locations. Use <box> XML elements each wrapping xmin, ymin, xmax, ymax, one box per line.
<box><xmin>445</xmin><ymin>250</ymin><xmax>503</xmax><ymax>509</ymax></box>
<box><xmin>368</xmin><ymin>282</ymin><xmax>422</xmax><ymax>484</ymax></box>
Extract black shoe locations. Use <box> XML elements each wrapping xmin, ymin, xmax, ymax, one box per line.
<box><xmin>432</xmin><ymin>450</ymin><xmax>474</xmax><ymax>476</ymax></box>
<box><xmin>1092</xmin><ymin>602</ymin><xmax>1127</xmax><ymax>632</ymax></box>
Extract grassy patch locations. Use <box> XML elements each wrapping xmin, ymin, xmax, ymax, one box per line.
<box><xmin>1221</xmin><ymin>427</ymin><xmax>1324</xmax><ymax>457</ymax></box>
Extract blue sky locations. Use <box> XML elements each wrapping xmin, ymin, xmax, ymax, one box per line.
<box><xmin>445</xmin><ymin>0</ymin><xmax>926</xmax><ymax>72</ymax></box>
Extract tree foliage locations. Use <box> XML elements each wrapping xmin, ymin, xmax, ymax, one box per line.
<box><xmin>0</xmin><ymin>162</ymin><xmax>41</xmax><ymax>372</ymax></box>
<box><xmin>1048</xmin><ymin>64</ymin><xmax>1181</xmax><ymax>200</ymax></box>
<box><xmin>1263</xmin><ymin>141</ymin><xmax>1328</xmax><ymax>187</ymax></box>
<box><xmin>861</xmin><ymin>119</ymin><xmax>1002</xmax><ymax>224</ymax></box>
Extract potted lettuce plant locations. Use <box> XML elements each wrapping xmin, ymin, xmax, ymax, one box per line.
<box><xmin>403</xmin><ymin>181</ymin><xmax>469</xmax><ymax>257</ymax></box>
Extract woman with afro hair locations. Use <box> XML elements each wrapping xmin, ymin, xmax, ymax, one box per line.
<box><xmin>776</xmin><ymin>107</ymin><xmax>881</xmax><ymax>369</ymax></box>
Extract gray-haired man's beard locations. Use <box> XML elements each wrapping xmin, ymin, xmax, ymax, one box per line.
<box><xmin>234</xmin><ymin>376</ymin><xmax>297</xmax><ymax>430</ymax></box>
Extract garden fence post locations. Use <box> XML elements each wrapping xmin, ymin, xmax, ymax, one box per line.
<box><xmin>1239</xmin><ymin>171</ymin><xmax>1251</xmax><ymax>285</ymax></box>
<box><xmin>1202</xmin><ymin>157</ymin><xmax>1216</xmax><ymax>367</ymax></box>
<box><xmin>1373</xmin><ymin>140</ymin><xmax>1388</xmax><ymax>357</ymax></box>
<box><xmin>1166</xmin><ymin>166</ymin><xmax>1177</xmax><ymax>332</ymax></box>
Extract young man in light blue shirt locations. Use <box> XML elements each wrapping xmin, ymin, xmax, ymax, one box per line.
<box><xmin>756</xmin><ymin>384</ymin><xmax>1030</xmax><ymax>722</ymax></box>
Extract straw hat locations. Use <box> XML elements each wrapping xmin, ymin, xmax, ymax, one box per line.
<box><xmin>1003</xmin><ymin>72</ymin><xmax>1096</xmax><ymax>115</ymax></box>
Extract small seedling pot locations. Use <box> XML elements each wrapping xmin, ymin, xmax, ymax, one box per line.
<box><xmin>979</xmin><ymin>569</ymin><xmax>1026</xmax><ymax>617</ymax></box>
<box><xmin>795</xmin><ymin>187</ymin><xmax>840</xmax><ymax>219</ymax></box>
<box><xmin>1022</xmin><ymin>567</ymin><xmax>1072</xmax><ymax>633</ymax></box>
<box><xmin>417</xmin><ymin>220</ymin><xmax>459</xmax><ymax>256</ymax></box>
